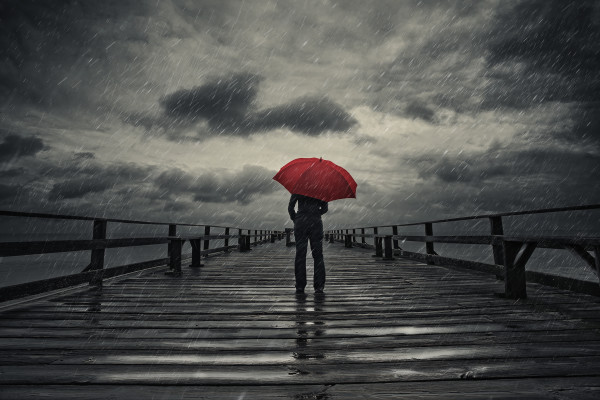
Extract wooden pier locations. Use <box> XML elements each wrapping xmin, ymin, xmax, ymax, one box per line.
<box><xmin>1</xmin><ymin>242</ymin><xmax>600</xmax><ymax>398</ymax></box>
<box><xmin>0</xmin><ymin>206</ymin><xmax>599</xmax><ymax>399</ymax></box>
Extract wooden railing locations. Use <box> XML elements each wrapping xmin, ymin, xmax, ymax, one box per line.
<box><xmin>0</xmin><ymin>210</ymin><xmax>284</xmax><ymax>302</ymax></box>
<box><xmin>325</xmin><ymin>204</ymin><xmax>600</xmax><ymax>298</ymax></box>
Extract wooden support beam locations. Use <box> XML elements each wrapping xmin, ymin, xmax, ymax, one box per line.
<box><xmin>189</xmin><ymin>239</ymin><xmax>203</xmax><ymax>268</ymax></box>
<box><xmin>594</xmin><ymin>246</ymin><xmax>600</xmax><ymax>284</ymax></box>
<box><xmin>392</xmin><ymin>225</ymin><xmax>400</xmax><ymax>249</ymax></box>
<box><xmin>425</xmin><ymin>223</ymin><xmax>435</xmax><ymax>265</ymax></box>
<box><xmin>166</xmin><ymin>238</ymin><xmax>183</xmax><ymax>277</ymax></box>
<box><xmin>238</xmin><ymin>235</ymin><xmax>249</xmax><ymax>252</ymax></box>
<box><xmin>383</xmin><ymin>235</ymin><xmax>394</xmax><ymax>260</ymax></box>
<box><xmin>374</xmin><ymin>236</ymin><xmax>383</xmax><ymax>258</ymax></box>
<box><xmin>565</xmin><ymin>244</ymin><xmax>596</xmax><ymax>271</ymax></box>
<box><xmin>224</xmin><ymin>228</ymin><xmax>230</xmax><ymax>251</ymax></box>
<box><xmin>515</xmin><ymin>242</ymin><xmax>537</xmax><ymax>270</ymax></box>
<box><xmin>203</xmin><ymin>226</ymin><xmax>211</xmax><ymax>252</ymax></box>
<box><xmin>361</xmin><ymin>228</ymin><xmax>366</xmax><ymax>244</ymax></box>
<box><xmin>89</xmin><ymin>219</ymin><xmax>107</xmax><ymax>286</ymax></box>
<box><xmin>503</xmin><ymin>240</ymin><xmax>528</xmax><ymax>299</ymax></box>
<box><xmin>285</xmin><ymin>228</ymin><xmax>293</xmax><ymax>247</ymax></box>
<box><xmin>167</xmin><ymin>224</ymin><xmax>177</xmax><ymax>260</ymax></box>
<box><xmin>373</xmin><ymin>227</ymin><xmax>378</xmax><ymax>248</ymax></box>
<box><xmin>489</xmin><ymin>216</ymin><xmax>504</xmax><ymax>266</ymax></box>
<box><xmin>344</xmin><ymin>234</ymin><xmax>353</xmax><ymax>248</ymax></box>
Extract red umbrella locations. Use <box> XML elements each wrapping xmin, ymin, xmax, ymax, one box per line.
<box><xmin>273</xmin><ymin>157</ymin><xmax>357</xmax><ymax>202</ymax></box>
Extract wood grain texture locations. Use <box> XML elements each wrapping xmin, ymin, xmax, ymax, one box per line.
<box><xmin>0</xmin><ymin>242</ymin><xmax>599</xmax><ymax>399</ymax></box>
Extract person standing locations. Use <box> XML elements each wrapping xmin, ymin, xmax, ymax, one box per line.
<box><xmin>288</xmin><ymin>193</ymin><xmax>328</xmax><ymax>294</ymax></box>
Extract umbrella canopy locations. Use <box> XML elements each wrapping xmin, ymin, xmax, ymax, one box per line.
<box><xmin>273</xmin><ymin>157</ymin><xmax>357</xmax><ymax>202</ymax></box>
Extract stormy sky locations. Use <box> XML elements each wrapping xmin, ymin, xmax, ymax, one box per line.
<box><xmin>0</xmin><ymin>0</ymin><xmax>598</xmax><ymax>229</ymax></box>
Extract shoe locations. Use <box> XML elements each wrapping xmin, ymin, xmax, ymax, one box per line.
<box><xmin>295</xmin><ymin>289</ymin><xmax>305</xmax><ymax>294</ymax></box>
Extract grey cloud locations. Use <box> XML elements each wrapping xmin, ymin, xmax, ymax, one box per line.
<box><xmin>47</xmin><ymin>162</ymin><xmax>153</xmax><ymax>201</ymax></box>
<box><xmin>158</xmin><ymin>73</ymin><xmax>262</xmax><ymax>132</ymax></box>
<box><xmin>0</xmin><ymin>0</ymin><xmax>155</xmax><ymax>108</ymax></box>
<box><xmin>484</xmin><ymin>0</ymin><xmax>600</xmax><ymax>142</ymax></box>
<box><xmin>404</xmin><ymin>101</ymin><xmax>436</xmax><ymax>122</ymax></box>
<box><xmin>413</xmin><ymin>146</ymin><xmax>600</xmax><ymax>185</ymax></box>
<box><xmin>0</xmin><ymin>183</ymin><xmax>18</xmax><ymax>201</ymax></box>
<box><xmin>252</xmin><ymin>97</ymin><xmax>357</xmax><ymax>135</ymax></box>
<box><xmin>0</xmin><ymin>134</ymin><xmax>45</xmax><ymax>162</ymax></box>
<box><xmin>140</xmin><ymin>74</ymin><xmax>357</xmax><ymax>137</ymax></box>
<box><xmin>74</xmin><ymin>152</ymin><xmax>95</xmax><ymax>160</ymax></box>
<box><xmin>48</xmin><ymin>178</ymin><xmax>114</xmax><ymax>201</ymax></box>
<box><xmin>155</xmin><ymin>165</ymin><xmax>278</xmax><ymax>205</ymax></box>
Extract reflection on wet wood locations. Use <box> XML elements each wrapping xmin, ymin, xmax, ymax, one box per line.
<box><xmin>0</xmin><ymin>243</ymin><xmax>599</xmax><ymax>398</ymax></box>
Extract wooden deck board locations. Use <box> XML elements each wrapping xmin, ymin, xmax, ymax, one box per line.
<box><xmin>1</xmin><ymin>242</ymin><xmax>599</xmax><ymax>398</ymax></box>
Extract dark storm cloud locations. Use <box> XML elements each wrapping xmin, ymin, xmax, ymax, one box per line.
<box><xmin>252</xmin><ymin>97</ymin><xmax>357</xmax><ymax>135</ymax></box>
<box><xmin>154</xmin><ymin>165</ymin><xmax>278</xmax><ymax>205</ymax></box>
<box><xmin>47</xmin><ymin>178</ymin><xmax>114</xmax><ymax>201</ymax></box>
<box><xmin>73</xmin><ymin>152</ymin><xmax>95</xmax><ymax>160</ymax></box>
<box><xmin>404</xmin><ymin>101</ymin><xmax>436</xmax><ymax>122</ymax></box>
<box><xmin>47</xmin><ymin>163</ymin><xmax>153</xmax><ymax>201</ymax></box>
<box><xmin>0</xmin><ymin>0</ymin><xmax>154</xmax><ymax>107</ymax></box>
<box><xmin>136</xmin><ymin>73</ymin><xmax>357</xmax><ymax>137</ymax></box>
<box><xmin>484</xmin><ymin>0</ymin><xmax>600</xmax><ymax>142</ymax></box>
<box><xmin>0</xmin><ymin>134</ymin><xmax>45</xmax><ymax>162</ymax></box>
<box><xmin>413</xmin><ymin>146</ymin><xmax>600</xmax><ymax>185</ymax></box>
<box><xmin>0</xmin><ymin>183</ymin><xmax>17</xmax><ymax>200</ymax></box>
<box><xmin>159</xmin><ymin>73</ymin><xmax>262</xmax><ymax>132</ymax></box>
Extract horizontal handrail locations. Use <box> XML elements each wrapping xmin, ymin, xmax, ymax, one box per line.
<box><xmin>0</xmin><ymin>209</ymin><xmax>266</xmax><ymax>231</ymax></box>
<box><xmin>325</xmin><ymin>204</ymin><xmax>600</xmax><ymax>299</ymax></box>
<box><xmin>0</xmin><ymin>209</ymin><xmax>286</xmax><ymax>302</ymax></box>
<box><xmin>337</xmin><ymin>203</ymin><xmax>600</xmax><ymax>230</ymax></box>
<box><xmin>389</xmin><ymin>234</ymin><xmax>600</xmax><ymax>250</ymax></box>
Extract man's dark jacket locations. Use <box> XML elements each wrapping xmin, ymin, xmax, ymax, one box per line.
<box><xmin>288</xmin><ymin>194</ymin><xmax>328</xmax><ymax>220</ymax></box>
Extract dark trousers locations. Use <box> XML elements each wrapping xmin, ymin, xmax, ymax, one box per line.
<box><xmin>294</xmin><ymin>214</ymin><xmax>325</xmax><ymax>291</ymax></box>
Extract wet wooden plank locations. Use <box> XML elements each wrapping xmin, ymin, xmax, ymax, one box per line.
<box><xmin>0</xmin><ymin>242</ymin><xmax>599</xmax><ymax>398</ymax></box>
<box><xmin>2</xmin><ymin>356</ymin><xmax>600</xmax><ymax>385</ymax></box>
<box><xmin>2</xmin><ymin>376</ymin><xmax>598</xmax><ymax>400</ymax></box>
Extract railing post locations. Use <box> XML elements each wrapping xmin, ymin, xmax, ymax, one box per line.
<box><xmin>374</xmin><ymin>235</ymin><xmax>383</xmax><ymax>258</ymax></box>
<box><xmin>373</xmin><ymin>227</ymin><xmax>378</xmax><ymax>248</ymax></box>
<box><xmin>89</xmin><ymin>219</ymin><xmax>107</xmax><ymax>286</ymax></box>
<box><xmin>238</xmin><ymin>229</ymin><xmax>244</xmax><ymax>252</ymax></box>
<box><xmin>224</xmin><ymin>227</ymin><xmax>230</xmax><ymax>252</ymax></box>
<box><xmin>286</xmin><ymin>228</ymin><xmax>293</xmax><ymax>247</ymax></box>
<box><xmin>352</xmin><ymin>228</ymin><xmax>356</xmax><ymax>244</ymax></box>
<box><xmin>329</xmin><ymin>231</ymin><xmax>334</xmax><ymax>243</ymax></box>
<box><xmin>489</xmin><ymin>216</ymin><xmax>504</xmax><ymax>265</ymax></box>
<box><xmin>271</xmin><ymin>232</ymin><xmax>276</xmax><ymax>243</ymax></box>
<box><xmin>425</xmin><ymin>223</ymin><xmax>435</xmax><ymax>265</ymax></box>
<box><xmin>383</xmin><ymin>235</ymin><xmax>394</xmax><ymax>260</ymax></box>
<box><xmin>503</xmin><ymin>240</ymin><xmax>527</xmax><ymax>299</ymax></box>
<box><xmin>361</xmin><ymin>228</ymin><xmax>366</xmax><ymax>245</ymax></box>
<box><xmin>204</xmin><ymin>226</ymin><xmax>211</xmax><ymax>254</ymax></box>
<box><xmin>392</xmin><ymin>225</ymin><xmax>400</xmax><ymax>249</ymax></box>
<box><xmin>168</xmin><ymin>224</ymin><xmax>177</xmax><ymax>260</ymax></box>
<box><xmin>189</xmin><ymin>239</ymin><xmax>203</xmax><ymax>268</ymax></box>
<box><xmin>345</xmin><ymin>233</ymin><xmax>353</xmax><ymax>248</ymax></box>
<box><xmin>594</xmin><ymin>247</ymin><xmax>600</xmax><ymax>285</ymax></box>
<box><xmin>254</xmin><ymin>229</ymin><xmax>258</xmax><ymax>246</ymax></box>
<box><xmin>168</xmin><ymin>238</ymin><xmax>183</xmax><ymax>276</ymax></box>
